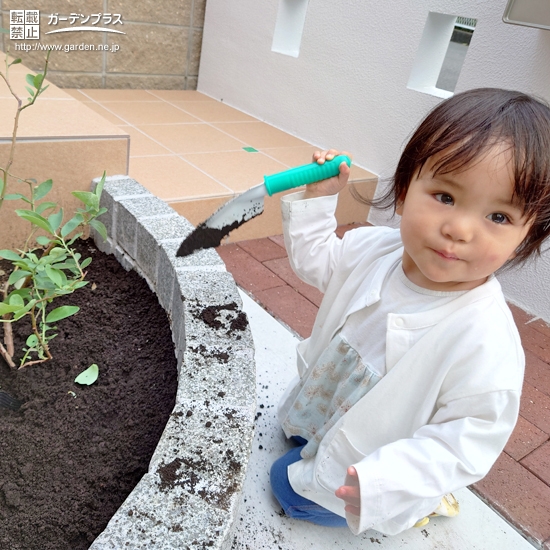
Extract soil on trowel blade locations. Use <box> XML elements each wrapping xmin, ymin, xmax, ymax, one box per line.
<box><xmin>0</xmin><ymin>239</ymin><xmax>178</xmax><ymax>550</ymax></box>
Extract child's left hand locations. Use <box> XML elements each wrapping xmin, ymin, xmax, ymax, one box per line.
<box><xmin>335</xmin><ymin>466</ymin><xmax>361</xmax><ymax>516</ymax></box>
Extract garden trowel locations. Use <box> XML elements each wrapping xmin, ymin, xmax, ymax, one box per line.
<box><xmin>176</xmin><ymin>154</ymin><xmax>351</xmax><ymax>257</ymax></box>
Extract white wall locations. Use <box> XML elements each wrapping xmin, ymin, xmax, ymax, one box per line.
<box><xmin>198</xmin><ymin>0</ymin><xmax>550</xmax><ymax>322</ymax></box>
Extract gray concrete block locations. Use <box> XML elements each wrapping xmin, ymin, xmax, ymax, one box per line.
<box><xmin>170</xmin><ymin>279</ymin><xmax>186</xmax><ymax>364</ymax></box>
<box><xmin>92</xmin><ymin>233</ymin><xmax>114</xmax><ymax>255</ymax></box>
<box><xmin>89</xmin><ymin>472</ymin><xmax>232</xmax><ymax>550</ymax></box>
<box><xmin>136</xmin><ymin>216</ymin><xmax>196</xmax><ymax>283</ymax></box>
<box><xmin>177</xmin><ymin>271</ymin><xmax>252</xmax><ymax>351</ymax></box>
<box><xmin>178</xmin><ymin>344</ymin><xmax>255</xmax><ymax>407</ymax></box>
<box><xmin>117</xmin><ymin>196</ymin><xmax>176</xmax><ymax>219</ymax></box>
<box><xmin>156</xmin><ymin>246</ymin><xmax>175</xmax><ymax>312</ymax></box>
<box><xmin>113</xmin><ymin>244</ymin><xmax>136</xmax><ymax>272</ymax></box>
<box><xmin>149</xmin><ymin>400</ymin><xmax>255</xmax><ymax>513</ymax></box>
<box><xmin>116</xmin><ymin>199</ymin><xmax>140</xmax><ymax>258</ymax></box>
<box><xmin>97</xmin><ymin>175</ymin><xmax>154</xmax><ymax>200</ymax></box>
<box><xmin>161</xmin><ymin>238</ymin><xmax>226</xmax><ymax>269</ymax></box>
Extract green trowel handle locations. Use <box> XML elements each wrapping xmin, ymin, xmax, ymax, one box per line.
<box><xmin>263</xmin><ymin>154</ymin><xmax>351</xmax><ymax>196</ymax></box>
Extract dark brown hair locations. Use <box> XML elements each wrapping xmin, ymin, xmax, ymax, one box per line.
<box><xmin>361</xmin><ymin>88</ymin><xmax>550</xmax><ymax>265</ymax></box>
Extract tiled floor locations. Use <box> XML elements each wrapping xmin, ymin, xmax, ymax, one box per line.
<box><xmin>66</xmin><ymin>89</ymin><xmax>550</xmax><ymax>548</ymax></box>
<box><xmin>64</xmin><ymin>88</ymin><xmax>378</xmax><ymax>242</ymax></box>
<box><xmin>217</xmin><ymin>232</ymin><xmax>550</xmax><ymax>549</ymax></box>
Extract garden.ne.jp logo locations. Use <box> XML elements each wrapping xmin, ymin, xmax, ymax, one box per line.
<box><xmin>9</xmin><ymin>10</ymin><xmax>126</xmax><ymax>40</ymax></box>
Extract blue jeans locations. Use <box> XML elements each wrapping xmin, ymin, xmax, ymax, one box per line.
<box><xmin>270</xmin><ymin>437</ymin><xmax>347</xmax><ymax>527</ymax></box>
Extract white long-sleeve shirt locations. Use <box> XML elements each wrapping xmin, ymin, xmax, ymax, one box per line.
<box><xmin>277</xmin><ymin>191</ymin><xmax>524</xmax><ymax>535</ymax></box>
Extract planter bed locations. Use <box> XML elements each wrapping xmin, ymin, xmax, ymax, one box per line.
<box><xmin>80</xmin><ymin>177</ymin><xmax>256</xmax><ymax>549</ymax></box>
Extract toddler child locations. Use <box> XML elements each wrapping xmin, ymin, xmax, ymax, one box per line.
<box><xmin>270</xmin><ymin>88</ymin><xmax>550</xmax><ymax>535</ymax></box>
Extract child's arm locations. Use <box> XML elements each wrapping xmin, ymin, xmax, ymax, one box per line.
<box><xmin>281</xmin><ymin>148</ymin><xmax>373</xmax><ymax>292</ymax></box>
<box><xmin>335</xmin><ymin>466</ymin><xmax>361</xmax><ymax>516</ymax></box>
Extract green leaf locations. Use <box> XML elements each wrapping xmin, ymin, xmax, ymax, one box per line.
<box><xmin>34</xmin><ymin>179</ymin><xmax>53</xmax><ymax>201</ymax></box>
<box><xmin>0</xmin><ymin>302</ymin><xmax>23</xmax><ymax>315</ymax></box>
<box><xmin>12</xmin><ymin>300</ymin><xmax>34</xmax><ymax>320</ymax></box>
<box><xmin>38</xmin><ymin>85</ymin><xmax>50</xmax><ymax>96</ymax></box>
<box><xmin>67</xmin><ymin>232</ymin><xmax>84</xmax><ymax>246</ymax></box>
<box><xmin>36</xmin><ymin>201</ymin><xmax>58</xmax><ymax>215</ymax></box>
<box><xmin>74</xmin><ymin>364</ymin><xmax>99</xmax><ymax>385</ymax></box>
<box><xmin>15</xmin><ymin>210</ymin><xmax>53</xmax><ymax>234</ymax></box>
<box><xmin>89</xmin><ymin>219</ymin><xmax>107</xmax><ymax>241</ymax></box>
<box><xmin>33</xmin><ymin>73</ymin><xmax>44</xmax><ymax>89</ymax></box>
<box><xmin>72</xmin><ymin>281</ymin><xmax>89</xmax><ymax>290</ymax></box>
<box><xmin>4</xmin><ymin>193</ymin><xmax>29</xmax><ymax>202</ymax></box>
<box><xmin>48</xmin><ymin>209</ymin><xmax>63</xmax><ymax>233</ymax></box>
<box><xmin>45</xmin><ymin>265</ymin><xmax>63</xmax><ymax>287</ymax></box>
<box><xmin>94</xmin><ymin>172</ymin><xmax>106</xmax><ymax>198</ymax></box>
<box><xmin>36</xmin><ymin>236</ymin><xmax>51</xmax><ymax>246</ymax></box>
<box><xmin>7</xmin><ymin>270</ymin><xmax>30</xmax><ymax>286</ymax></box>
<box><xmin>25</xmin><ymin>86</ymin><xmax>35</xmax><ymax>99</ymax></box>
<box><xmin>25</xmin><ymin>74</ymin><xmax>35</xmax><ymax>86</ymax></box>
<box><xmin>72</xmin><ymin>191</ymin><xmax>99</xmax><ymax>210</ymax></box>
<box><xmin>26</xmin><ymin>334</ymin><xmax>38</xmax><ymax>347</ymax></box>
<box><xmin>60</xmin><ymin>214</ymin><xmax>84</xmax><ymax>238</ymax></box>
<box><xmin>80</xmin><ymin>257</ymin><xmax>92</xmax><ymax>269</ymax></box>
<box><xmin>0</xmin><ymin>249</ymin><xmax>22</xmax><ymax>262</ymax></box>
<box><xmin>8</xmin><ymin>294</ymin><xmax>24</xmax><ymax>307</ymax></box>
<box><xmin>9</xmin><ymin>58</ymin><xmax>22</xmax><ymax>66</ymax></box>
<box><xmin>45</xmin><ymin>305</ymin><xmax>79</xmax><ymax>323</ymax></box>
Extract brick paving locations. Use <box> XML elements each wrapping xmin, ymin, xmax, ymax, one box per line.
<box><xmin>217</xmin><ymin>225</ymin><xmax>550</xmax><ymax>548</ymax></box>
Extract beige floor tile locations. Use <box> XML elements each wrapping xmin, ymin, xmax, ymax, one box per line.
<box><xmin>81</xmin><ymin>102</ymin><xmax>128</xmax><ymax>126</ymax></box>
<box><xmin>182</xmin><ymin>150</ymin><xmax>289</xmax><ymax>193</ymax></box>
<box><xmin>169</xmin><ymin>196</ymin><xmax>232</xmax><ymax>227</ymax></box>
<box><xmin>149</xmin><ymin>90</ymin><xmax>215</xmax><ymax>102</ymax></box>
<box><xmin>0</xmin><ymin>98</ymin><xmax>128</xmax><ymax>138</ymax></box>
<box><xmin>78</xmin><ymin>89</ymin><xmax>158</xmax><ymax>102</ymax></box>
<box><xmin>261</xmin><ymin>146</ymin><xmax>320</xmax><ymax>168</ymax></box>
<box><xmin>214</xmin><ymin>121</ymin><xmax>310</xmax><ymax>149</ymax></box>
<box><xmin>129</xmin><ymin>155</ymin><xmax>231</xmax><ymax>201</ymax></box>
<box><xmin>137</xmin><ymin>123</ymin><xmax>245</xmax><ymax>154</ymax></box>
<box><xmin>168</xmin><ymin>100</ymin><xmax>257</xmax><ymax>123</ymax></box>
<box><xmin>61</xmin><ymin>89</ymin><xmax>88</xmax><ymax>100</ymax></box>
<box><xmin>119</xmin><ymin>126</ymin><xmax>172</xmax><ymax>157</ymax></box>
<box><xmin>96</xmin><ymin>101</ymin><xmax>201</xmax><ymax>125</ymax></box>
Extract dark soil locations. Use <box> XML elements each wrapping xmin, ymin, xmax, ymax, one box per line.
<box><xmin>0</xmin><ymin>239</ymin><xmax>178</xmax><ymax>550</ymax></box>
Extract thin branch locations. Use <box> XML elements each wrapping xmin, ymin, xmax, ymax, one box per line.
<box><xmin>0</xmin><ymin>340</ymin><xmax>16</xmax><ymax>368</ymax></box>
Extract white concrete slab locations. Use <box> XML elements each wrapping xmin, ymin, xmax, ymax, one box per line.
<box><xmin>231</xmin><ymin>290</ymin><xmax>535</xmax><ymax>550</ymax></box>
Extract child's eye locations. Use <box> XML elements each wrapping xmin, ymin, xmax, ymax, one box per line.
<box><xmin>488</xmin><ymin>212</ymin><xmax>509</xmax><ymax>224</ymax></box>
<box><xmin>434</xmin><ymin>193</ymin><xmax>454</xmax><ymax>205</ymax></box>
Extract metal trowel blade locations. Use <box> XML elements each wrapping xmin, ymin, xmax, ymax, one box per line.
<box><xmin>176</xmin><ymin>183</ymin><xmax>268</xmax><ymax>257</ymax></box>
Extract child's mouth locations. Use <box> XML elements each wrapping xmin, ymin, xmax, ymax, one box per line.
<box><xmin>434</xmin><ymin>249</ymin><xmax>460</xmax><ymax>261</ymax></box>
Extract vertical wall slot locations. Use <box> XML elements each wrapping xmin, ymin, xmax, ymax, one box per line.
<box><xmin>272</xmin><ymin>0</ymin><xmax>310</xmax><ymax>58</ymax></box>
<box><xmin>408</xmin><ymin>13</ymin><xmax>477</xmax><ymax>98</ymax></box>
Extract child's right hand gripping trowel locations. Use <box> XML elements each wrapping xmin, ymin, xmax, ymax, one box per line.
<box><xmin>176</xmin><ymin>154</ymin><xmax>351</xmax><ymax>257</ymax></box>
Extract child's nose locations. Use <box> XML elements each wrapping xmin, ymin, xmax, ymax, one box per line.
<box><xmin>441</xmin><ymin>214</ymin><xmax>474</xmax><ymax>242</ymax></box>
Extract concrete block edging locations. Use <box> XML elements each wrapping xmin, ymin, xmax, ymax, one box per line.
<box><xmin>88</xmin><ymin>176</ymin><xmax>256</xmax><ymax>550</ymax></box>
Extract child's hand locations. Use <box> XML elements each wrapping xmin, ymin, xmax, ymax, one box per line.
<box><xmin>335</xmin><ymin>465</ymin><xmax>361</xmax><ymax>516</ymax></box>
<box><xmin>304</xmin><ymin>149</ymin><xmax>352</xmax><ymax>199</ymax></box>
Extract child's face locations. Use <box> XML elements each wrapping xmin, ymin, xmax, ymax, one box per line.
<box><xmin>396</xmin><ymin>143</ymin><xmax>532</xmax><ymax>292</ymax></box>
